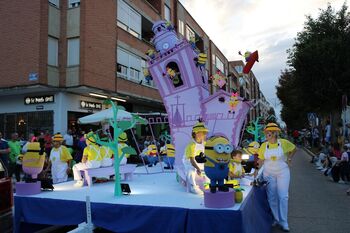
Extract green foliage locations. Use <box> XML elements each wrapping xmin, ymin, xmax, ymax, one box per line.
<box><xmin>278</xmin><ymin>2</ymin><xmax>350</xmax><ymax>128</ymax></box>
<box><xmin>122</xmin><ymin>146</ymin><xmax>137</xmax><ymax>155</ymax></box>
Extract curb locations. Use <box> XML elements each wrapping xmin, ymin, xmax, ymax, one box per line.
<box><xmin>302</xmin><ymin>147</ymin><xmax>315</xmax><ymax>157</ymax></box>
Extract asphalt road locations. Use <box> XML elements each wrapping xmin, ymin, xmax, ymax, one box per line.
<box><xmin>272</xmin><ymin>148</ymin><xmax>350</xmax><ymax>233</ymax></box>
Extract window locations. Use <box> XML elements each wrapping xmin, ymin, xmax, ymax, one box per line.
<box><xmin>49</xmin><ymin>0</ymin><xmax>59</xmax><ymax>7</ymax></box>
<box><xmin>166</xmin><ymin>62</ymin><xmax>183</xmax><ymax>88</ymax></box>
<box><xmin>67</xmin><ymin>38</ymin><xmax>80</xmax><ymax>66</ymax></box>
<box><xmin>215</xmin><ymin>56</ymin><xmax>224</xmax><ymax>73</ymax></box>
<box><xmin>164</xmin><ymin>4</ymin><xmax>171</xmax><ymax>21</ymax></box>
<box><xmin>117</xmin><ymin>0</ymin><xmax>141</xmax><ymax>39</ymax></box>
<box><xmin>185</xmin><ymin>25</ymin><xmax>195</xmax><ymax>41</ymax></box>
<box><xmin>117</xmin><ymin>64</ymin><xmax>128</xmax><ymax>78</ymax></box>
<box><xmin>68</xmin><ymin>0</ymin><xmax>80</xmax><ymax>8</ymax></box>
<box><xmin>117</xmin><ymin>47</ymin><xmax>149</xmax><ymax>85</ymax></box>
<box><xmin>178</xmin><ymin>20</ymin><xmax>184</xmax><ymax>35</ymax></box>
<box><xmin>235</xmin><ymin>65</ymin><xmax>243</xmax><ymax>74</ymax></box>
<box><xmin>48</xmin><ymin>37</ymin><xmax>58</xmax><ymax>66</ymax></box>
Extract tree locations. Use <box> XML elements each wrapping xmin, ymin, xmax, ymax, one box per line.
<box><xmin>278</xmin><ymin>3</ymin><xmax>350</xmax><ymax>133</ymax></box>
<box><xmin>91</xmin><ymin>100</ymin><xmax>147</xmax><ymax>196</ymax></box>
<box><xmin>276</xmin><ymin>69</ymin><xmax>308</xmax><ymax>129</ymax></box>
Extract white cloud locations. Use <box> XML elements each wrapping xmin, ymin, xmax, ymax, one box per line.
<box><xmin>179</xmin><ymin>0</ymin><xmax>345</xmax><ymax>120</ymax></box>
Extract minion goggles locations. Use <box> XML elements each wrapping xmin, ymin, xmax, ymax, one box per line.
<box><xmin>205</xmin><ymin>144</ymin><xmax>233</xmax><ymax>154</ymax></box>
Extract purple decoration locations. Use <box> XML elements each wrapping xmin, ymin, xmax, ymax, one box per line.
<box><xmin>16</xmin><ymin>181</ymin><xmax>41</xmax><ymax>195</ymax></box>
<box><xmin>151</xmin><ymin>21</ymin><xmax>181</xmax><ymax>54</ymax></box>
<box><xmin>204</xmin><ymin>189</ymin><xmax>235</xmax><ymax>208</ymax></box>
<box><xmin>147</xmin><ymin>21</ymin><xmax>252</xmax><ymax>182</ymax></box>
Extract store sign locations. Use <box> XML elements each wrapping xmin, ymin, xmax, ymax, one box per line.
<box><xmin>28</xmin><ymin>72</ymin><xmax>38</xmax><ymax>81</ymax></box>
<box><xmin>24</xmin><ymin>95</ymin><xmax>54</xmax><ymax>105</ymax></box>
<box><xmin>80</xmin><ymin>101</ymin><xmax>102</xmax><ymax>110</ymax></box>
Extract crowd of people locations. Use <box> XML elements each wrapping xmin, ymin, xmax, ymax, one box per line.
<box><xmin>311</xmin><ymin>142</ymin><xmax>350</xmax><ymax>194</ymax></box>
<box><xmin>0</xmin><ymin>129</ymin><xmax>177</xmax><ymax>185</ymax></box>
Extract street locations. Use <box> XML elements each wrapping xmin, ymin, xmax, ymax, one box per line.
<box><xmin>272</xmin><ymin>148</ymin><xmax>350</xmax><ymax>233</ymax></box>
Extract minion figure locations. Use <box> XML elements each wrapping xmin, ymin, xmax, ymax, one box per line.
<box><xmin>145</xmin><ymin>143</ymin><xmax>158</xmax><ymax>167</ymax></box>
<box><xmin>146</xmin><ymin>49</ymin><xmax>156</xmax><ymax>59</ymax></box>
<box><xmin>161</xmin><ymin>143</ymin><xmax>175</xmax><ymax>169</ymax></box>
<box><xmin>117</xmin><ymin>132</ymin><xmax>130</xmax><ymax>165</ymax></box>
<box><xmin>196</xmin><ymin>135</ymin><xmax>233</xmax><ymax>193</ymax></box>
<box><xmin>22</xmin><ymin>142</ymin><xmax>46</xmax><ymax>180</ymax></box>
<box><xmin>195</xmin><ymin>53</ymin><xmax>207</xmax><ymax>68</ymax></box>
<box><xmin>228</xmin><ymin>92</ymin><xmax>239</xmax><ymax>113</ymax></box>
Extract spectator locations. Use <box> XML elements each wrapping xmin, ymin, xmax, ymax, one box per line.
<box><xmin>44</xmin><ymin>130</ymin><xmax>52</xmax><ymax>156</ymax></box>
<box><xmin>0</xmin><ymin>132</ymin><xmax>10</xmax><ymax>178</ymax></box>
<box><xmin>312</xmin><ymin>127</ymin><xmax>320</xmax><ymax>148</ymax></box>
<box><xmin>292</xmin><ymin>129</ymin><xmax>299</xmax><ymax>145</ymax></box>
<box><xmin>8</xmin><ymin>133</ymin><xmax>22</xmax><ymax>182</ymax></box>
<box><xmin>63</xmin><ymin>129</ymin><xmax>74</xmax><ymax>148</ymax></box>
<box><xmin>336</xmin><ymin>122</ymin><xmax>344</xmax><ymax>150</ymax></box>
<box><xmin>338</xmin><ymin>144</ymin><xmax>350</xmax><ymax>184</ymax></box>
<box><xmin>325</xmin><ymin>120</ymin><xmax>331</xmax><ymax>144</ymax></box>
<box><xmin>143</xmin><ymin>136</ymin><xmax>152</xmax><ymax>148</ymax></box>
<box><xmin>22</xmin><ymin>133</ymin><xmax>34</xmax><ymax>154</ymax></box>
<box><xmin>75</xmin><ymin>132</ymin><xmax>87</xmax><ymax>163</ymax></box>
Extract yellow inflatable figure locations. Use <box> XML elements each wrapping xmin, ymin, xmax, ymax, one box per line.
<box><xmin>22</xmin><ymin>142</ymin><xmax>46</xmax><ymax>179</ymax></box>
<box><xmin>202</xmin><ymin>136</ymin><xmax>232</xmax><ymax>193</ymax></box>
<box><xmin>161</xmin><ymin>143</ymin><xmax>175</xmax><ymax>169</ymax></box>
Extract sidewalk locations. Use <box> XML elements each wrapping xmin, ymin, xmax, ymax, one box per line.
<box><xmin>272</xmin><ymin>148</ymin><xmax>350</xmax><ymax>233</ymax></box>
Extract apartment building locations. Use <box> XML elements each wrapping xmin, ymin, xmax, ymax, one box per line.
<box><xmin>0</xmin><ymin>0</ymin><xmax>268</xmax><ymax>138</ymax></box>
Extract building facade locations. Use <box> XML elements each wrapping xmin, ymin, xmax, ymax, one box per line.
<box><xmin>0</xmin><ymin>0</ymin><xmax>269</xmax><ymax>138</ymax></box>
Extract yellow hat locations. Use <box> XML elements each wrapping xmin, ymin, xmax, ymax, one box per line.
<box><xmin>85</xmin><ymin>133</ymin><xmax>96</xmax><ymax>143</ymax></box>
<box><xmin>264</xmin><ymin>123</ymin><xmax>281</xmax><ymax>132</ymax></box>
<box><xmin>52</xmin><ymin>134</ymin><xmax>64</xmax><ymax>142</ymax></box>
<box><xmin>192</xmin><ymin>122</ymin><xmax>209</xmax><ymax>134</ymax></box>
<box><xmin>244</xmin><ymin>141</ymin><xmax>260</xmax><ymax>154</ymax></box>
<box><xmin>118</xmin><ymin>132</ymin><xmax>128</xmax><ymax>142</ymax></box>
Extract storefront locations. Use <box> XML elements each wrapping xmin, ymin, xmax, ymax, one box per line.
<box><xmin>0</xmin><ymin>92</ymin><xmax>105</xmax><ymax>139</ymax></box>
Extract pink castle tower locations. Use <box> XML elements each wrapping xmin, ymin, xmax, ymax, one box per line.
<box><xmin>147</xmin><ymin>21</ymin><xmax>252</xmax><ymax>180</ymax></box>
<box><xmin>148</xmin><ymin>21</ymin><xmax>209</xmax><ymax>171</ymax></box>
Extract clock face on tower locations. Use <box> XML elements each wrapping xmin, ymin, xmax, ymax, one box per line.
<box><xmin>162</xmin><ymin>42</ymin><xmax>169</xmax><ymax>50</ymax></box>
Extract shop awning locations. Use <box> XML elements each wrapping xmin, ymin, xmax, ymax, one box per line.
<box><xmin>78</xmin><ymin>108</ymin><xmax>144</xmax><ymax>124</ymax></box>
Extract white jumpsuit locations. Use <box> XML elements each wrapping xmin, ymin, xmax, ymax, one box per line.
<box><xmin>73</xmin><ymin>145</ymin><xmax>101</xmax><ymax>181</ymax></box>
<box><xmin>183</xmin><ymin>142</ymin><xmax>208</xmax><ymax>193</ymax></box>
<box><xmin>263</xmin><ymin>140</ymin><xmax>290</xmax><ymax>228</ymax></box>
<box><xmin>50</xmin><ymin>147</ymin><xmax>68</xmax><ymax>184</ymax></box>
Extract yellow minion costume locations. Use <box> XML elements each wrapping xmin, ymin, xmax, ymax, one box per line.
<box><xmin>229</xmin><ymin>158</ymin><xmax>245</xmax><ymax>179</ymax></box>
<box><xmin>22</xmin><ymin>142</ymin><xmax>46</xmax><ymax>179</ymax></box>
<box><xmin>100</xmin><ymin>136</ymin><xmax>114</xmax><ymax>167</ymax></box>
<box><xmin>117</xmin><ymin>132</ymin><xmax>130</xmax><ymax>165</ymax></box>
<box><xmin>145</xmin><ymin>144</ymin><xmax>158</xmax><ymax>167</ymax></box>
<box><xmin>161</xmin><ymin>143</ymin><xmax>175</xmax><ymax>169</ymax></box>
<box><xmin>183</xmin><ymin>121</ymin><xmax>209</xmax><ymax>194</ymax></box>
<box><xmin>73</xmin><ymin>133</ymin><xmax>102</xmax><ymax>187</ymax></box>
<box><xmin>202</xmin><ymin>136</ymin><xmax>232</xmax><ymax>193</ymax></box>
<box><xmin>49</xmin><ymin>134</ymin><xmax>73</xmax><ymax>184</ymax></box>
<box><xmin>258</xmin><ymin>123</ymin><xmax>296</xmax><ymax>231</ymax></box>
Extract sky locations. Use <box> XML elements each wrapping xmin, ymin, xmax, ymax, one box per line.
<box><xmin>179</xmin><ymin>0</ymin><xmax>345</xmax><ymax>122</ymax></box>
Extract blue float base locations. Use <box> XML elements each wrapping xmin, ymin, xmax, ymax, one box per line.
<box><xmin>14</xmin><ymin>172</ymin><xmax>272</xmax><ymax>233</ymax></box>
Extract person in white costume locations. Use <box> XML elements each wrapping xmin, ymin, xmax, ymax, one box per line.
<box><xmin>46</xmin><ymin>134</ymin><xmax>73</xmax><ymax>184</ymax></box>
<box><xmin>258</xmin><ymin>123</ymin><xmax>296</xmax><ymax>232</ymax></box>
<box><xmin>183</xmin><ymin>121</ymin><xmax>210</xmax><ymax>195</ymax></box>
<box><xmin>99</xmin><ymin>135</ymin><xmax>114</xmax><ymax>167</ymax></box>
<box><xmin>73</xmin><ymin>133</ymin><xmax>102</xmax><ymax>187</ymax></box>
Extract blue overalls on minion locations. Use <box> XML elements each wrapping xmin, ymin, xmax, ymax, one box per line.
<box><xmin>204</xmin><ymin>157</ymin><xmax>229</xmax><ymax>187</ymax></box>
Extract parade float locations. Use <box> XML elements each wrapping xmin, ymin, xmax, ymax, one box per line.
<box><xmin>13</xmin><ymin>21</ymin><xmax>272</xmax><ymax>233</ymax></box>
